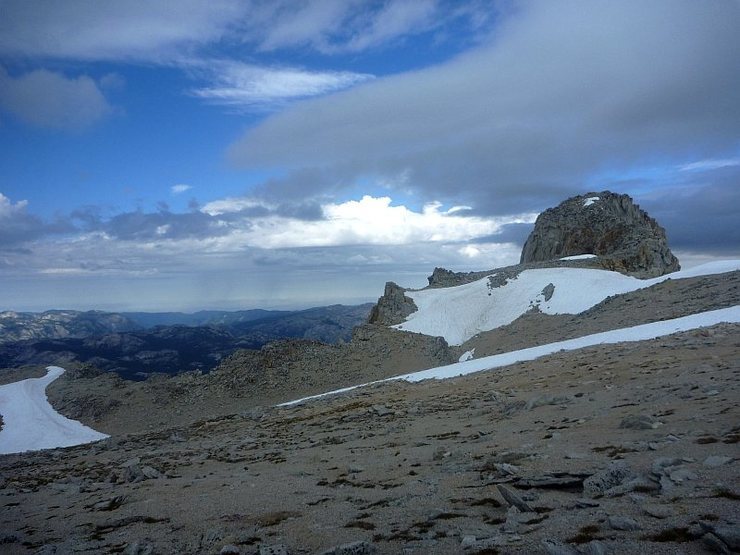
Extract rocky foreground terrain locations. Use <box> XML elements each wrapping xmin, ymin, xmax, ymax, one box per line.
<box><xmin>0</xmin><ymin>322</ymin><xmax>738</xmax><ymax>554</ymax></box>
<box><xmin>0</xmin><ymin>268</ymin><xmax>738</xmax><ymax>554</ymax></box>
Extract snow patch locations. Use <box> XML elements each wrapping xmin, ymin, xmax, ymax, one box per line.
<box><xmin>393</xmin><ymin>260</ymin><xmax>740</xmax><ymax>345</ymax></box>
<box><xmin>583</xmin><ymin>196</ymin><xmax>600</xmax><ymax>207</ymax></box>
<box><xmin>560</xmin><ymin>254</ymin><xmax>597</xmax><ymax>261</ymax></box>
<box><xmin>458</xmin><ymin>349</ymin><xmax>475</xmax><ymax>362</ymax></box>
<box><xmin>280</xmin><ymin>305</ymin><xmax>740</xmax><ymax>407</ymax></box>
<box><xmin>0</xmin><ymin>366</ymin><xmax>108</xmax><ymax>455</ymax></box>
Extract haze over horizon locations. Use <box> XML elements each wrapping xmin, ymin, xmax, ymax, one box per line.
<box><xmin>1</xmin><ymin>0</ymin><xmax>739</xmax><ymax>312</ymax></box>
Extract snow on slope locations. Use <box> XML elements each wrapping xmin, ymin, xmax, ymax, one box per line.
<box><xmin>0</xmin><ymin>366</ymin><xmax>108</xmax><ymax>455</ymax></box>
<box><xmin>394</xmin><ymin>260</ymin><xmax>740</xmax><ymax>345</ymax></box>
<box><xmin>559</xmin><ymin>254</ymin><xmax>597</xmax><ymax>261</ymax></box>
<box><xmin>281</xmin><ymin>305</ymin><xmax>740</xmax><ymax>406</ymax></box>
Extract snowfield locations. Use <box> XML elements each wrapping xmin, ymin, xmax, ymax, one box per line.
<box><xmin>282</xmin><ymin>305</ymin><xmax>740</xmax><ymax>406</ymax></box>
<box><xmin>0</xmin><ymin>366</ymin><xmax>108</xmax><ymax>455</ymax></box>
<box><xmin>394</xmin><ymin>260</ymin><xmax>740</xmax><ymax>345</ymax></box>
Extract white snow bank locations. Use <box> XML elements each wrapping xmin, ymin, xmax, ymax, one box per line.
<box><xmin>583</xmin><ymin>196</ymin><xmax>600</xmax><ymax>207</ymax></box>
<box><xmin>393</xmin><ymin>260</ymin><xmax>740</xmax><ymax>345</ymax></box>
<box><xmin>0</xmin><ymin>366</ymin><xmax>108</xmax><ymax>455</ymax></box>
<box><xmin>458</xmin><ymin>349</ymin><xmax>475</xmax><ymax>362</ymax></box>
<box><xmin>280</xmin><ymin>305</ymin><xmax>740</xmax><ymax>407</ymax></box>
<box><xmin>559</xmin><ymin>254</ymin><xmax>597</xmax><ymax>261</ymax></box>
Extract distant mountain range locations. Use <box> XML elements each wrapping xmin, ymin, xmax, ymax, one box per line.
<box><xmin>0</xmin><ymin>308</ymin><xmax>309</xmax><ymax>344</ymax></box>
<box><xmin>0</xmin><ymin>304</ymin><xmax>373</xmax><ymax>379</ymax></box>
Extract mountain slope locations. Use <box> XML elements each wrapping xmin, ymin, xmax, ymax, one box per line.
<box><xmin>2</xmin><ymin>321</ymin><xmax>738</xmax><ymax>554</ymax></box>
<box><xmin>393</xmin><ymin>261</ymin><xmax>740</xmax><ymax>345</ymax></box>
<box><xmin>0</xmin><ymin>303</ymin><xmax>373</xmax><ymax>379</ymax></box>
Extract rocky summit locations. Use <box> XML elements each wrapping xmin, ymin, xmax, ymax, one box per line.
<box><xmin>520</xmin><ymin>191</ymin><xmax>680</xmax><ymax>277</ymax></box>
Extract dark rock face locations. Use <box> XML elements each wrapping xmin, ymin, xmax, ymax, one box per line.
<box><xmin>427</xmin><ymin>267</ymin><xmax>493</xmax><ymax>288</ymax></box>
<box><xmin>368</xmin><ymin>282</ymin><xmax>417</xmax><ymax>326</ymax></box>
<box><xmin>520</xmin><ymin>191</ymin><xmax>680</xmax><ymax>278</ymax></box>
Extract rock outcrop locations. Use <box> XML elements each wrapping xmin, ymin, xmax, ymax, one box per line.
<box><xmin>520</xmin><ymin>191</ymin><xmax>680</xmax><ymax>277</ymax></box>
<box><xmin>426</xmin><ymin>267</ymin><xmax>493</xmax><ymax>288</ymax></box>
<box><xmin>368</xmin><ymin>282</ymin><xmax>417</xmax><ymax>326</ymax></box>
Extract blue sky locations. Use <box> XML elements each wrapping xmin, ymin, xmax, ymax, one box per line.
<box><xmin>1</xmin><ymin>0</ymin><xmax>739</xmax><ymax>312</ymax></box>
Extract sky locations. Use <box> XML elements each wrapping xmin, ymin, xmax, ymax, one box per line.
<box><xmin>0</xmin><ymin>0</ymin><xmax>739</xmax><ymax>312</ymax></box>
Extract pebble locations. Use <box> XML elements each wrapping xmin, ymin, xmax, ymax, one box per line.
<box><xmin>702</xmin><ymin>533</ymin><xmax>731</xmax><ymax>554</ymax></box>
<box><xmin>712</xmin><ymin>525</ymin><xmax>740</xmax><ymax>550</ymax></box>
<box><xmin>493</xmin><ymin>462</ymin><xmax>519</xmax><ymax>475</ymax></box>
<box><xmin>371</xmin><ymin>405</ymin><xmax>393</xmax><ymax>417</ymax></box>
<box><xmin>169</xmin><ymin>432</ymin><xmax>186</xmax><ymax>442</ymax></box>
<box><xmin>497</xmin><ymin>484</ymin><xmax>534</xmax><ymax>512</ymax></box>
<box><xmin>462</xmin><ymin>535</ymin><xmax>511</xmax><ymax>550</ymax></box>
<box><xmin>541</xmin><ymin>539</ymin><xmax>578</xmax><ymax>555</ymax></box>
<box><xmin>124</xmin><ymin>542</ymin><xmax>154</xmax><ymax>555</ymax></box>
<box><xmin>651</xmin><ymin>457</ymin><xmax>683</xmax><ymax>476</ymax></box>
<box><xmin>92</xmin><ymin>495</ymin><xmax>126</xmax><ymax>511</ymax></box>
<box><xmin>260</xmin><ymin>545</ymin><xmax>288</xmax><ymax>555</ymax></box>
<box><xmin>703</xmin><ymin>455</ymin><xmax>733</xmax><ymax>467</ymax></box>
<box><xmin>525</xmin><ymin>394</ymin><xmax>573</xmax><ymax>410</ymax></box>
<box><xmin>581</xmin><ymin>541</ymin><xmax>608</xmax><ymax>555</ymax></box>
<box><xmin>583</xmin><ymin>460</ymin><xmax>633</xmax><ymax>498</ymax></box>
<box><xmin>668</xmin><ymin>468</ymin><xmax>697</xmax><ymax>483</ymax></box>
<box><xmin>642</xmin><ymin>504</ymin><xmax>673</xmax><ymax>519</ymax></box>
<box><xmin>141</xmin><ymin>465</ymin><xmax>163</xmax><ymax>479</ymax></box>
<box><xmin>320</xmin><ymin>541</ymin><xmax>376</xmax><ymax>555</ymax></box>
<box><xmin>619</xmin><ymin>414</ymin><xmax>661</xmax><ymax>430</ymax></box>
<box><xmin>608</xmin><ymin>515</ymin><xmax>641</xmax><ymax>531</ymax></box>
<box><xmin>504</xmin><ymin>506</ymin><xmax>521</xmax><ymax>533</ymax></box>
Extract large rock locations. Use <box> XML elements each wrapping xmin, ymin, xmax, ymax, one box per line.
<box><xmin>520</xmin><ymin>191</ymin><xmax>679</xmax><ymax>277</ymax></box>
<box><xmin>368</xmin><ymin>282</ymin><xmax>417</xmax><ymax>326</ymax></box>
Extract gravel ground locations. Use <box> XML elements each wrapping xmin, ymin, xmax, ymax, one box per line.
<box><xmin>0</xmin><ymin>323</ymin><xmax>738</xmax><ymax>554</ymax></box>
<box><xmin>0</xmin><ymin>270</ymin><xmax>738</xmax><ymax>554</ymax></box>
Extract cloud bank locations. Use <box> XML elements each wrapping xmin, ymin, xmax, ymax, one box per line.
<box><xmin>228</xmin><ymin>1</ymin><xmax>740</xmax><ymax>215</ymax></box>
<box><xmin>0</xmin><ymin>67</ymin><xmax>113</xmax><ymax>129</ymax></box>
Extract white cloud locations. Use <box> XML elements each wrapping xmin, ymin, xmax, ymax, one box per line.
<box><xmin>0</xmin><ymin>190</ymin><xmax>537</xmax><ymax>310</ymax></box>
<box><xmin>678</xmin><ymin>158</ymin><xmax>740</xmax><ymax>172</ymax></box>
<box><xmin>459</xmin><ymin>244</ymin><xmax>481</xmax><ymax>258</ymax></box>
<box><xmin>0</xmin><ymin>0</ymin><xmax>246</xmax><ymax>61</ymax></box>
<box><xmin>253</xmin><ymin>0</ymin><xmax>351</xmax><ymax>52</ymax></box>
<box><xmin>0</xmin><ymin>67</ymin><xmax>112</xmax><ymax>129</ymax></box>
<box><xmin>171</xmin><ymin>184</ymin><xmax>193</xmax><ymax>195</ymax></box>
<box><xmin>189</xmin><ymin>60</ymin><xmax>374</xmax><ymax>108</ymax></box>
<box><xmin>0</xmin><ymin>192</ymin><xmax>52</xmax><ymax>247</ymax></box>
<box><xmin>0</xmin><ymin>1</ymin><xmax>494</xmax><ymax>61</ymax></box>
<box><xmin>201</xmin><ymin>197</ymin><xmax>268</xmax><ymax>216</ymax></box>
<box><xmin>0</xmin><ymin>1</ymin><xmax>490</xmax><ymax>116</ymax></box>
<box><xmin>0</xmin><ymin>193</ymin><xmax>28</xmax><ymax>218</ymax></box>
<box><xmin>247</xmin><ymin>0</ymin><xmax>491</xmax><ymax>54</ymax></box>
<box><xmin>200</xmin><ymin>194</ymin><xmax>536</xmax><ymax>249</ymax></box>
<box><xmin>344</xmin><ymin>0</ymin><xmax>437</xmax><ymax>52</ymax></box>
